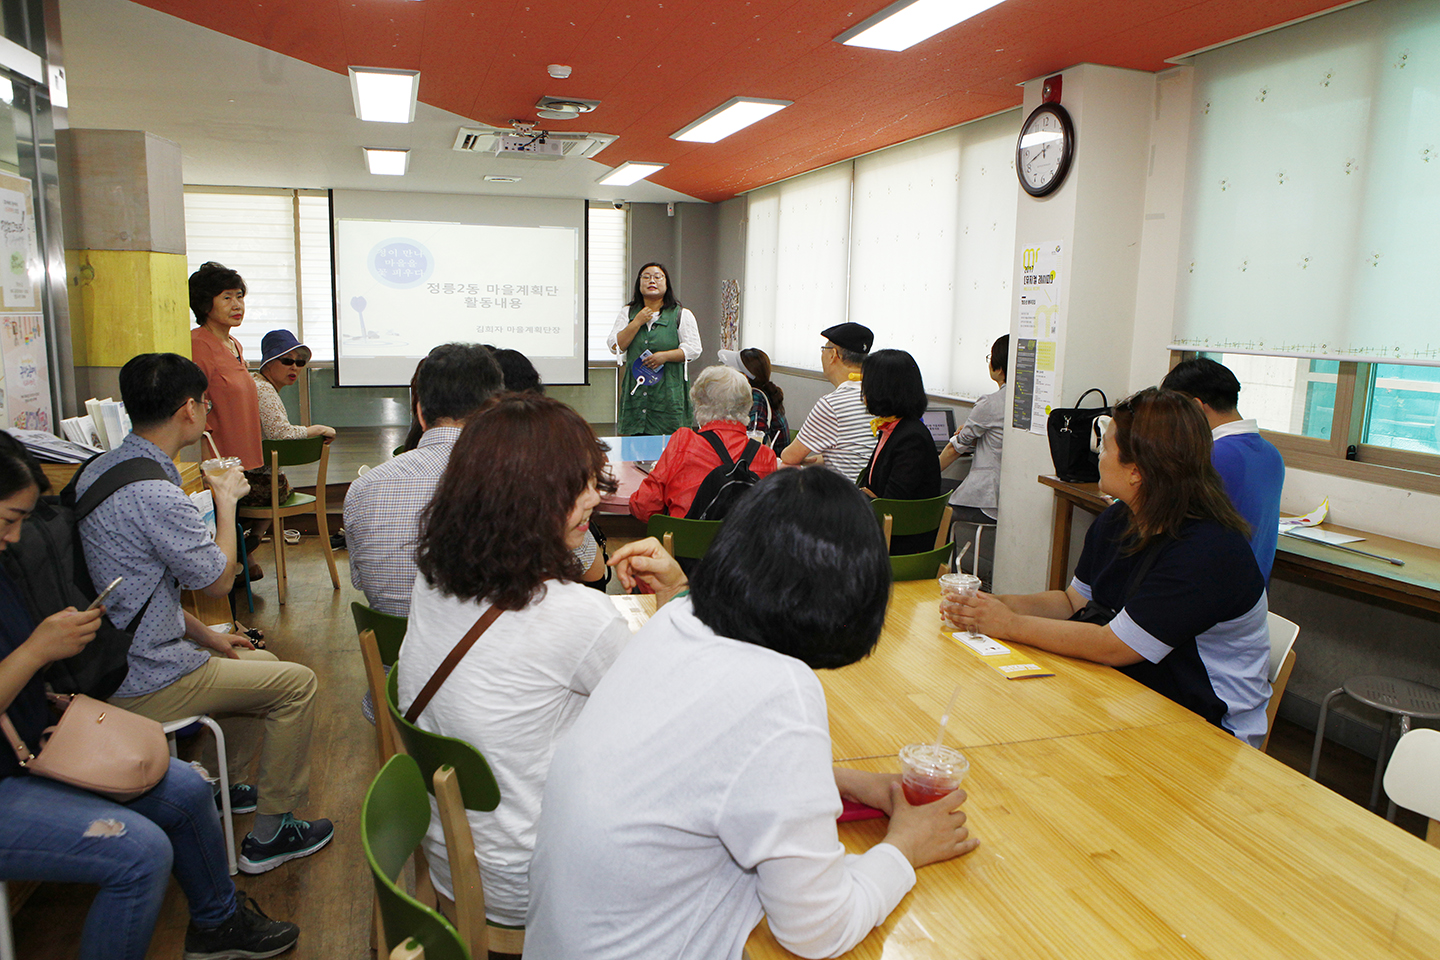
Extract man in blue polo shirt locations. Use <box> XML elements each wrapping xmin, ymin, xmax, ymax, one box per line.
<box><xmin>1162</xmin><ymin>358</ymin><xmax>1285</xmax><ymax>580</ymax></box>
<box><xmin>77</xmin><ymin>353</ymin><xmax>333</xmax><ymax>875</ymax></box>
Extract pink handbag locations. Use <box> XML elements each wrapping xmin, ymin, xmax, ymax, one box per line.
<box><xmin>2</xmin><ymin>693</ymin><xmax>170</xmax><ymax>801</ymax></box>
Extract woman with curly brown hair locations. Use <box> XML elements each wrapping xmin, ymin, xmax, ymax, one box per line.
<box><xmin>394</xmin><ymin>393</ymin><xmax>629</xmax><ymax>927</ymax></box>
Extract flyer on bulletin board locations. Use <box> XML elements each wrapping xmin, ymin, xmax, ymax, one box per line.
<box><xmin>0</xmin><ymin>170</ymin><xmax>50</xmax><ymax>433</ymax></box>
<box><xmin>1018</xmin><ymin>240</ymin><xmax>1062</xmax><ymax>339</ymax></box>
<box><xmin>2</xmin><ymin>314</ymin><xmax>51</xmax><ymax>432</ymax></box>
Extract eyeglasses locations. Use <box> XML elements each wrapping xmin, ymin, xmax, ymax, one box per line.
<box><xmin>176</xmin><ymin>396</ymin><xmax>213</xmax><ymax>416</ymax></box>
<box><xmin>276</xmin><ymin>357</ymin><xmax>307</xmax><ymax>367</ymax></box>
<box><xmin>639</xmin><ymin>272</ymin><xmax>666</xmax><ymax>282</ymax></box>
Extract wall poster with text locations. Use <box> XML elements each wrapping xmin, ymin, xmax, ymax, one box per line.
<box><xmin>0</xmin><ymin>171</ymin><xmax>49</xmax><ymax>432</ymax></box>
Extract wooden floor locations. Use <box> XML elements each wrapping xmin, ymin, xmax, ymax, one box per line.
<box><xmin>8</xmin><ymin>529</ymin><xmax>1428</xmax><ymax>958</ymax></box>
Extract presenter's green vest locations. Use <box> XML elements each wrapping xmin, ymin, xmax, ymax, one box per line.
<box><xmin>618</xmin><ymin>304</ymin><xmax>692</xmax><ymax>436</ymax></box>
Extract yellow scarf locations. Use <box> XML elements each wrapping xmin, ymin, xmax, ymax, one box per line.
<box><xmin>870</xmin><ymin>416</ymin><xmax>899</xmax><ymax>436</ymax></box>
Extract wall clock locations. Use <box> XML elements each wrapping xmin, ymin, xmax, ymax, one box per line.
<box><xmin>1016</xmin><ymin>102</ymin><xmax>1075</xmax><ymax>197</ymax></box>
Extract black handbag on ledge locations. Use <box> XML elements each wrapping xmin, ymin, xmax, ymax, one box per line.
<box><xmin>1047</xmin><ymin>388</ymin><xmax>1109</xmax><ymax>482</ymax></box>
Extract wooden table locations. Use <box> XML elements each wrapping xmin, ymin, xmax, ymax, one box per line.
<box><xmin>597</xmin><ymin>434</ymin><xmax>670</xmax><ymax>516</ymax></box>
<box><xmin>821</xmin><ymin>581</ymin><xmax>1197</xmax><ymax>761</ymax></box>
<box><xmin>742</xmin><ymin>583</ymin><xmax>1440</xmax><ymax>959</ymax></box>
<box><xmin>1038</xmin><ymin>474</ymin><xmax>1440</xmax><ymax>611</ymax></box>
<box><xmin>747</xmin><ymin>721</ymin><xmax>1440</xmax><ymax>959</ymax></box>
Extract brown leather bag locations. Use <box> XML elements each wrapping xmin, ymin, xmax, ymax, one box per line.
<box><xmin>2</xmin><ymin>693</ymin><xmax>170</xmax><ymax>801</ymax></box>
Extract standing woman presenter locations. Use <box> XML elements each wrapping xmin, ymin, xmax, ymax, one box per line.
<box><xmin>608</xmin><ymin>262</ymin><xmax>701</xmax><ymax>436</ymax></box>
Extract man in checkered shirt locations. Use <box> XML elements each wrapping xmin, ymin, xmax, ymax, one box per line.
<box><xmin>344</xmin><ymin>343</ymin><xmax>503</xmax><ymax>615</ymax></box>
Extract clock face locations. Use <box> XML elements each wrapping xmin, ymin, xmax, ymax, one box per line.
<box><xmin>1017</xmin><ymin>103</ymin><xmax>1075</xmax><ymax>197</ymax></box>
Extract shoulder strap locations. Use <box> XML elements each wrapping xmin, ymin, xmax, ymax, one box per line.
<box><xmin>737</xmin><ymin>438</ymin><xmax>761</xmax><ymax>469</ymax></box>
<box><xmin>404</xmin><ymin>605</ymin><xmax>503</xmax><ymax>724</ymax></box>
<box><xmin>1</xmin><ymin>714</ymin><xmax>36</xmax><ymax>765</ymax></box>
<box><xmin>73</xmin><ymin>457</ymin><xmax>173</xmax><ymax>522</ymax></box>
<box><xmin>698</xmin><ymin>430</ymin><xmax>734</xmax><ymax>469</ymax></box>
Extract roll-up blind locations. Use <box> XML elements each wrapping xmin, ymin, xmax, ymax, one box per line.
<box><xmin>1172</xmin><ymin>0</ymin><xmax>1440</xmax><ymax>364</ymax></box>
<box><xmin>587</xmin><ymin>205</ymin><xmax>628</xmax><ymax>363</ymax></box>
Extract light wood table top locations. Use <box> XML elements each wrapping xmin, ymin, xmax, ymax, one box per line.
<box><xmin>821</xmin><ymin>580</ymin><xmax>1198</xmax><ymax>761</ymax></box>
<box><xmin>748</xmin><ymin>721</ymin><xmax>1440</xmax><ymax>959</ymax></box>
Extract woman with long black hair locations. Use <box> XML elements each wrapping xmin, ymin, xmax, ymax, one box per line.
<box><xmin>607</xmin><ymin>262</ymin><xmax>702</xmax><ymax>436</ymax></box>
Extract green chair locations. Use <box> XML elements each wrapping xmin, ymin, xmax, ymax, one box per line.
<box><xmin>646</xmin><ymin>514</ymin><xmax>724</xmax><ymax>562</ymax></box>
<box><xmin>364</xmin><ymin>754</ymin><xmax>472</xmax><ymax>960</ymax></box>
<box><xmin>871</xmin><ymin>491</ymin><xmax>953</xmax><ymax>552</ymax></box>
<box><xmin>890</xmin><ymin>543</ymin><xmax>954</xmax><ymax>581</ymax></box>
<box><xmin>235</xmin><ymin>436</ymin><xmax>339</xmax><ymax>604</ymax></box>
<box><xmin>353</xmin><ymin>602</ymin><xmax>409</xmax><ymax>668</ymax></box>
<box><xmin>385</xmin><ymin>669</ymin><xmax>524</xmax><ymax>957</ymax></box>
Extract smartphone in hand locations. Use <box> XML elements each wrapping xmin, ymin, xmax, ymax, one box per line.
<box><xmin>86</xmin><ymin>576</ymin><xmax>123</xmax><ymax>611</ymax></box>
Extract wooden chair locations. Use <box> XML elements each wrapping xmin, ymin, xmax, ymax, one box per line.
<box><xmin>363</xmin><ymin>754</ymin><xmax>473</xmax><ymax>960</ymax></box>
<box><xmin>1261</xmin><ymin>612</ymin><xmax>1299</xmax><ymax>754</ymax></box>
<box><xmin>871</xmin><ymin>492</ymin><xmax>953</xmax><ymax>552</ymax></box>
<box><xmin>235</xmin><ymin>437</ymin><xmax>339</xmax><ymax>604</ymax></box>
<box><xmin>353</xmin><ymin>603</ymin><xmax>409</xmax><ymax>764</ymax></box>
<box><xmin>385</xmin><ymin>669</ymin><xmax>524</xmax><ymax>957</ymax></box>
<box><xmin>1382</xmin><ymin>728</ymin><xmax>1440</xmax><ymax>847</ymax></box>
<box><xmin>646</xmin><ymin>514</ymin><xmax>724</xmax><ymax>563</ymax></box>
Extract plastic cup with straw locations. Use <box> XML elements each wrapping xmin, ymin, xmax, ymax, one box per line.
<box><xmin>899</xmin><ymin>684</ymin><xmax>969</xmax><ymax>805</ymax></box>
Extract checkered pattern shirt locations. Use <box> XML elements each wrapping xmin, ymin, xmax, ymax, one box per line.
<box><xmin>343</xmin><ymin>426</ymin><xmax>461</xmax><ymax>616</ymax></box>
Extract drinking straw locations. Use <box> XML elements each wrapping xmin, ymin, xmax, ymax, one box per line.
<box><xmin>955</xmin><ymin>541</ymin><xmax>972</xmax><ymax>567</ymax></box>
<box><xmin>933</xmin><ymin>683</ymin><xmax>963</xmax><ymax>751</ymax></box>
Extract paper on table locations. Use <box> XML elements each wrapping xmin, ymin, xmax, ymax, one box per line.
<box><xmin>1283</xmin><ymin>526</ymin><xmax>1363</xmax><ymax>546</ymax></box>
<box><xmin>1279</xmin><ymin>498</ymin><xmax>1328</xmax><ymax>530</ymax></box>
<box><xmin>945</xmin><ymin>630</ymin><xmax>1054</xmax><ymax>679</ymax></box>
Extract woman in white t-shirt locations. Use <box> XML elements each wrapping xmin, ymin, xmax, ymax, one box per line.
<box><xmin>396</xmin><ymin>394</ymin><xmax>629</xmax><ymax>926</ymax></box>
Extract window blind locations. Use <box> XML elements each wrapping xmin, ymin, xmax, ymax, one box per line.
<box><xmin>587</xmin><ymin>204</ymin><xmax>628</xmax><ymax>363</ymax></box>
<box><xmin>1173</xmin><ymin>0</ymin><xmax>1440</xmax><ymax>364</ymax></box>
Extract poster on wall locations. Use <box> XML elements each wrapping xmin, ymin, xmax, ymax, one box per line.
<box><xmin>2</xmin><ymin>314</ymin><xmax>51</xmax><ymax>432</ymax></box>
<box><xmin>0</xmin><ymin>171</ymin><xmax>50</xmax><ymax>433</ymax></box>
<box><xmin>1018</xmin><ymin>240</ymin><xmax>1062</xmax><ymax>339</ymax></box>
<box><xmin>1030</xmin><ymin>340</ymin><xmax>1057</xmax><ymax>436</ymax></box>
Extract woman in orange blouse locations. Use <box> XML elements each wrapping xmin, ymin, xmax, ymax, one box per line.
<box><xmin>189</xmin><ymin>262</ymin><xmax>272</xmax><ymax>581</ymax></box>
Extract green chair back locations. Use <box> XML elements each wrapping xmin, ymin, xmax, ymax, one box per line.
<box><xmin>363</xmin><ymin>754</ymin><xmax>472</xmax><ymax>960</ymax></box>
<box><xmin>352</xmin><ymin>601</ymin><xmax>408</xmax><ymax>667</ymax></box>
<box><xmin>646</xmin><ymin>514</ymin><xmax>724</xmax><ymax>560</ymax></box>
<box><xmin>871</xmin><ymin>491</ymin><xmax>952</xmax><ymax>538</ymax></box>
<box><xmin>385</xmin><ymin>668</ymin><xmax>501</xmax><ymax>813</ymax></box>
<box><xmin>890</xmin><ymin>543</ymin><xmax>953</xmax><ymax>581</ymax></box>
<box><xmin>263</xmin><ymin>436</ymin><xmax>326</xmax><ymax>469</ymax></box>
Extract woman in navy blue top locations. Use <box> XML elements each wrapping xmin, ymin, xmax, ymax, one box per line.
<box><xmin>948</xmin><ymin>388</ymin><xmax>1272</xmax><ymax>746</ymax></box>
<box><xmin>0</xmin><ymin>432</ymin><xmax>297</xmax><ymax>960</ymax></box>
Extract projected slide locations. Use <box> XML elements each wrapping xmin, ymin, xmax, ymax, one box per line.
<box><xmin>334</xmin><ymin>216</ymin><xmax>582</xmax><ymax>386</ymax></box>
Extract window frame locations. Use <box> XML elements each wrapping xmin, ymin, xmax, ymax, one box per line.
<box><xmin>1172</xmin><ymin>351</ymin><xmax>1440</xmax><ymax>495</ymax></box>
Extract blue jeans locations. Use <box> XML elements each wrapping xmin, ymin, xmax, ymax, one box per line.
<box><xmin>0</xmin><ymin>758</ymin><xmax>236</xmax><ymax>960</ymax></box>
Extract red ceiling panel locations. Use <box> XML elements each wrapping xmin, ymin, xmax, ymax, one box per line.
<box><xmin>134</xmin><ymin>0</ymin><xmax>1352</xmax><ymax>200</ymax></box>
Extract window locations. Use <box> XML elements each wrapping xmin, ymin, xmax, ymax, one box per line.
<box><xmin>183</xmin><ymin>188</ymin><xmax>333</xmax><ymax>361</ymax></box>
<box><xmin>743</xmin><ymin>109</ymin><xmax>1019</xmax><ymax>399</ymax></box>
<box><xmin>1189</xmin><ymin>351</ymin><xmax>1440</xmax><ymax>489</ymax></box>
<box><xmin>586</xmin><ymin>204</ymin><xmax>628</xmax><ymax>363</ymax></box>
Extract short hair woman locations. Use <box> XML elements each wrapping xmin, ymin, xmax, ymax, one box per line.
<box><xmin>528</xmin><ymin>467</ymin><xmax>980</xmax><ymax>960</ymax></box>
<box><xmin>629</xmin><ymin>365</ymin><xmax>779</xmax><ymax>522</ymax></box>
<box><xmin>858</xmin><ymin>349</ymin><xmax>942</xmax><ymax>553</ymax></box>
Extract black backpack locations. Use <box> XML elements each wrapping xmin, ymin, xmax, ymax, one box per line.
<box><xmin>685</xmin><ymin>432</ymin><xmax>762</xmax><ymax>522</ymax></box>
<box><xmin>3</xmin><ymin>456</ymin><xmax>172</xmax><ymax>699</ymax></box>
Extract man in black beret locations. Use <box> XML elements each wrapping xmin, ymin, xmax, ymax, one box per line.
<box><xmin>780</xmin><ymin>323</ymin><xmax>877</xmax><ymax>479</ymax></box>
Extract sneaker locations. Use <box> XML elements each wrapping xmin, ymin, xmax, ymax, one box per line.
<box><xmin>238</xmin><ymin>815</ymin><xmax>334</xmax><ymax>874</ymax></box>
<box><xmin>183</xmin><ymin>891</ymin><xmax>298</xmax><ymax>959</ymax></box>
<box><xmin>219</xmin><ymin>783</ymin><xmax>258</xmax><ymax>815</ymax></box>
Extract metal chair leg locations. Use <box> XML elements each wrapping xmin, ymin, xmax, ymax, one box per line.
<box><xmin>1309</xmin><ymin>687</ymin><xmax>1346</xmax><ymax>780</ymax></box>
<box><xmin>1</xmin><ymin>880</ymin><xmax>15</xmax><ymax>960</ymax></box>
<box><xmin>1384</xmin><ymin>714</ymin><xmax>1413</xmax><ymax>822</ymax></box>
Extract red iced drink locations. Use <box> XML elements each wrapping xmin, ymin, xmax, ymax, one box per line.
<box><xmin>898</xmin><ymin>743</ymin><xmax>968</xmax><ymax>805</ymax></box>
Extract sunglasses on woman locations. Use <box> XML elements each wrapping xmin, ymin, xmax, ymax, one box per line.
<box><xmin>276</xmin><ymin>357</ymin><xmax>307</xmax><ymax>367</ymax></box>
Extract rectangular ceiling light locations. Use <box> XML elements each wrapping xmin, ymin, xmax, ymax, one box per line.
<box><xmin>363</xmin><ymin>147</ymin><xmax>410</xmax><ymax>176</ymax></box>
<box><xmin>836</xmin><ymin>0</ymin><xmax>1004</xmax><ymax>52</ymax></box>
<box><xmin>349</xmin><ymin>66</ymin><xmax>420</xmax><ymax>122</ymax></box>
<box><xmin>598</xmin><ymin>161</ymin><xmax>668</xmax><ymax>186</ymax></box>
<box><xmin>671</xmin><ymin>97</ymin><xmax>792</xmax><ymax>144</ymax></box>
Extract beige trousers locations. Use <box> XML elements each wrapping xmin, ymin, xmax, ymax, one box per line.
<box><xmin>111</xmin><ymin>650</ymin><xmax>317</xmax><ymax>815</ymax></box>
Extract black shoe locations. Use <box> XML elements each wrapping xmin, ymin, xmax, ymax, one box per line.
<box><xmin>330</xmin><ymin>532</ymin><xmax>346</xmax><ymax>550</ymax></box>
<box><xmin>238</xmin><ymin>815</ymin><xmax>334</xmax><ymax>874</ymax></box>
<box><xmin>218</xmin><ymin>782</ymin><xmax>258</xmax><ymax>815</ymax></box>
<box><xmin>183</xmin><ymin>892</ymin><xmax>298</xmax><ymax>959</ymax></box>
